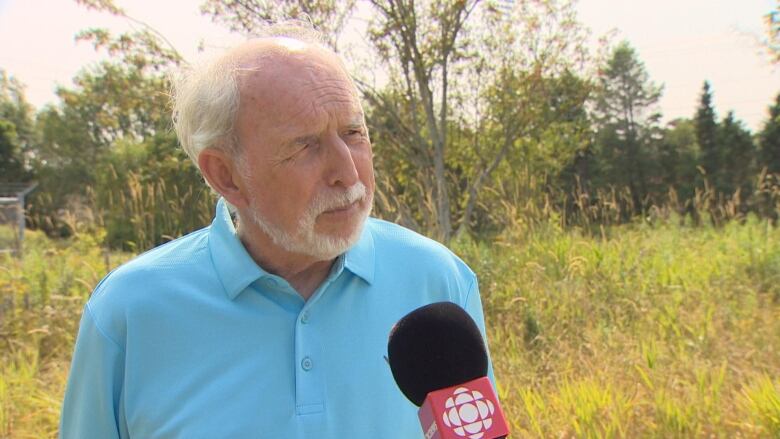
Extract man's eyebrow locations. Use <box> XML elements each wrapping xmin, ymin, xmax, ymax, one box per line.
<box><xmin>281</xmin><ymin>113</ymin><xmax>365</xmax><ymax>148</ymax></box>
<box><xmin>344</xmin><ymin>122</ymin><xmax>365</xmax><ymax>130</ymax></box>
<box><xmin>345</xmin><ymin>114</ymin><xmax>366</xmax><ymax>128</ymax></box>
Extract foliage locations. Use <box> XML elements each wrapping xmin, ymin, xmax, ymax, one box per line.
<box><xmin>695</xmin><ymin>81</ymin><xmax>720</xmax><ymax>190</ymax></box>
<box><xmin>0</xmin><ymin>229</ymin><xmax>132</xmax><ymax>437</ymax></box>
<box><xmin>200</xmin><ymin>0</ymin><xmax>356</xmax><ymax>50</ymax></box>
<box><xmin>367</xmin><ymin>0</ymin><xmax>593</xmax><ymax>240</ymax></box>
<box><xmin>0</xmin><ymin>70</ymin><xmax>35</xmax><ymax>182</ymax></box>
<box><xmin>74</xmin><ymin>0</ymin><xmax>183</xmax><ymax>67</ymax></box>
<box><xmin>588</xmin><ymin>41</ymin><xmax>663</xmax><ymax>214</ymax></box>
<box><xmin>2</xmin><ymin>212</ymin><xmax>780</xmax><ymax>437</ymax></box>
<box><xmin>94</xmin><ymin>132</ymin><xmax>215</xmax><ymax>250</ymax></box>
<box><xmin>657</xmin><ymin>118</ymin><xmax>699</xmax><ymax>201</ymax></box>
<box><xmin>24</xmin><ymin>0</ymin><xmax>193</xmax><ymax>246</ymax></box>
<box><xmin>28</xmin><ymin>61</ymin><xmax>173</xmax><ymax>237</ymax></box>
<box><xmin>740</xmin><ymin>375</ymin><xmax>780</xmax><ymax>436</ymax></box>
<box><xmin>0</xmin><ymin>120</ymin><xmax>26</xmax><ymax>183</ymax></box>
<box><xmin>0</xmin><ymin>70</ymin><xmax>36</xmax><ymax>155</ymax></box>
<box><xmin>3</xmin><ymin>4</ymin><xmax>778</xmax><ymax>435</ymax></box>
<box><xmin>718</xmin><ymin>111</ymin><xmax>756</xmax><ymax>198</ymax></box>
<box><xmin>0</xmin><ymin>224</ymin><xmax>18</xmax><ymax>250</ymax></box>
<box><xmin>5</xmin><ymin>0</ymin><xmax>779</xmax><ymax>252</ymax></box>
<box><xmin>200</xmin><ymin>0</ymin><xmax>592</xmax><ymax>241</ymax></box>
<box><xmin>453</xmin><ymin>212</ymin><xmax>780</xmax><ymax>437</ymax></box>
<box><xmin>759</xmin><ymin>92</ymin><xmax>780</xmax><ymax>175</ymax></box>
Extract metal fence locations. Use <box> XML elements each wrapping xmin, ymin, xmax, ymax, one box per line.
<box><xmin>0</xmin><ymin>183</ymin><xmax>37</xmax><ymax>256</ymax></box>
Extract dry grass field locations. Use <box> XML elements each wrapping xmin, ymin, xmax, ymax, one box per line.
<box><xmin>1</xmin><ymin>216</ymin><xmax>779</xmax><ymax>438</ymax></box>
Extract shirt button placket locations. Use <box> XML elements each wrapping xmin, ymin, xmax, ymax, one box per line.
<box><xmin>295</xmin><ymin>306</ymin><xmax>324</xmax><ymax>415</ymax></box>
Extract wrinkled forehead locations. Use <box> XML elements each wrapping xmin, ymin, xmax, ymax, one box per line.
<box><xmin>233</xmin><ymin>41</ymin><xmax>361</xmax><ymax>115</ymax></box>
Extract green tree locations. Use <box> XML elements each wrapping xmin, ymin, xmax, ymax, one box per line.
<box><xmin>32</xmin><ymin>57</ymin><xmax>175</xmax><ymax>221</ymax></box>
<box><xmin>0</xmin><ymin>70</ymin><xmax>36</xmax><ymax>181</ymax></box>
<box><xmin>590</xmin><ymin>41</ymin><xmax>663</xmax><ymax>214</ymax></box>
<box><xmin>657</xmin><ymin>118</ymin><xmax>698</xmax><ymax>201</ymax></box>
<box><xmin>694</xmin><ymin>81</ymin><xmax>720</xmax><ymax>190</ymax></box>
<box><xmin>0</xmin><ymin>120</ymin><xmax>27</xmax><ymax>182</ymax></box>
<box><xmin>718</xmin><ymin>111</ymin><xmax>755</xmax><ymax>197</ymax></box>
<box><xmin>27</xmin><ymin>0</ymin><xmax>208</xmax><ymax>244</ymax></box>
<box><xmin>759</xmin><ymin>92</ymin><xmax>780</xmax><ymax>174</ymax></box>
<box><xmin>202</xmin><ymin>0</ymin><xmax>592</xmax><ymax>240</ymax></box>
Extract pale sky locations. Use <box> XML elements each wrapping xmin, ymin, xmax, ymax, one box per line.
<box><xmin>1</xmin><ymin>0</ymin><xmax>778</xmax><ymax>132</ymax></box>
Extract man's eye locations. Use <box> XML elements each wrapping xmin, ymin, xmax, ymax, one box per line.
<box><xmin>281</xmin><ymin>143</ymin><xmax>310</xmax><ymax>162</ymax></box>
<box><xmin>345</xmin><ymin>129</ymin><xmax>362</xmax><ymax>137</ymax></box>
<box><xmin>297</xmin><ymin>141</ymin><xmax>316</xmax><ymax>152</ymax></box>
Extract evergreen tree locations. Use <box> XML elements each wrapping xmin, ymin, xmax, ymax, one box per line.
<box><xmin>694</xmin><ymin>81</ymin><xmax>720</xmax><ymax>189</ymax></box>
<box><xmin>591</xmin><ymin>41</ymin><xmax>663</xmax><ymax>214</ymax></box>
<box><xmin>658</xmin><ymin>118</ymin><xmax>699</xmax><ymax>200</ymax></box>
<box><xmin>718</xmin><ymin>111</ymin><xmax>755</xmax><ymax>196</ymax></box>
<box><xmin>759</xmin><ymin>92</ymin><xmax>780</xmax><ymax>174</ymax></box>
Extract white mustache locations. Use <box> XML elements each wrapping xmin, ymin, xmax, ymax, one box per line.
<box><xmin>310</xmin><ymin>182</ymin><xmax>367</xmax><ymax>215</ymax></box>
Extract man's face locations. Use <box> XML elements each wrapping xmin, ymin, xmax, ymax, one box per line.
<box><xmin>233</xmin><ymin>47</ymin><xmax>375</xmax><ymax>260</ymax></box>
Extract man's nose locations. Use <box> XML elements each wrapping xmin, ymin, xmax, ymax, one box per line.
<box><xmin>324</xmin><ymin>134</ymin><xmax>359</xmax><ymax>188</ymax></box>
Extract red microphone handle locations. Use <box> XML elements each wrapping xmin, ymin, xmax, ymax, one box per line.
<box><xmin>418</xmin><ymin>376</ymin><xmax>510</xmax><ymax>439</ymax></box>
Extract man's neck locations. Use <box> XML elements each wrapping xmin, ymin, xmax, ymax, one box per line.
<box><xmin>235</xmin><ymin>216</ymin><xmax>334</xmax><ymax>301</ymax></box>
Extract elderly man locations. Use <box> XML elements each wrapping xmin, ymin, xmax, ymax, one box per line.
<box><xmin>60</xmin><ymin>26</ymin><xmax>493</xmax><ymax>438</ymax></box>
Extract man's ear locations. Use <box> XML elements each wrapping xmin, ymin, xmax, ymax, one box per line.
<box><xmin>198</xmin><ymin>148</ymin><xmax>250</xmax><ymax>210</ymax></box>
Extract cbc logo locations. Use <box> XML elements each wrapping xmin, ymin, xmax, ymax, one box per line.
<box><xmin>441</xmin><ymin>386</ymin><xmax>496</xmax><ymax>438</ymax></box>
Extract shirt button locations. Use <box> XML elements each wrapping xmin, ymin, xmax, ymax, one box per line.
<box><xmin>300</xmin><ymin>311</ymin><xmax>310</xmax><ymax>324</ymax></box>
<box><xmin>301</xmin><ymin>357</ymin><xmax>313</xmax><ymax>371</ymax></box>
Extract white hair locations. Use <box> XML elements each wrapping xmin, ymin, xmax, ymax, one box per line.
<box><xmin>171</xmin><ymin>21</ymin><xmax>326</xmax><ymax>170</ymax></box>
<box><xmin>172</xmin><ymin>56</ymin><xmax>240</xmax><ymax>165</ymax></box>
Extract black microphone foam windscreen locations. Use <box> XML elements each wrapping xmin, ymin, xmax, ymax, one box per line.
<box><xmin>387</xmin><ymin>301</ymin><xmax>489</xmax><ymax>406</ymax></box>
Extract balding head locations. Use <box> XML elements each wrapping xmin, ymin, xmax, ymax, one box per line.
<box><xmin>172</xmin><ymin>25</ymin><xmax>355</xmax><ymax>171</ymax></box>
<box><xmin>230</xmin><ymin>39</ymin><xmax>359</xmax><ymax>148</ymax></box>
<box><xmin>230</xmin><ymin>37</ymin><xmax>357</xmax><ymax>94</ymax></box>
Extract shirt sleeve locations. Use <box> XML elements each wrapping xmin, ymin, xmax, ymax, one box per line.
<box><xmin>60</xmin><ymin>304</ymin><xmax>127</xmax><ymax>439</ymax></box>
<box><xmin>462</xmin><ymin>276</ymin><xmax>497</xmax><ymax>388</ymax></box>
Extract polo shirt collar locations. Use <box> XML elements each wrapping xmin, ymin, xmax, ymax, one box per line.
<box><xmin>208</xmin><ymin>198</ymin><xmax>267</xmax><ymax>300</ymax></box>
<box><xmin>343</xmin><ymin>220</ymin><xmax>375</xmax><ymax>285</ymax></box>
<box><xmin>208</xmin><ymin>198</ymin><xmax>376</xmax><ymax>300</ymax></box>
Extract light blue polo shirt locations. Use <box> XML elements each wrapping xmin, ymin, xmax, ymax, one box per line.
<box><xmin>60</xmin><ymin>198</ymin><xmax>492</xmax><ymax>439</ymax></box>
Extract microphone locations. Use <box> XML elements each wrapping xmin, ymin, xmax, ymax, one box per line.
<box><xmin>387</xmin><ymin>302</ymin><xmax>510</xmax><ymax>439</ymax></box>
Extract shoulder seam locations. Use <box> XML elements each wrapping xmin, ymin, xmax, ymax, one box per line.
<box><xmin>84</xmin><ymin>302</ymin><xmax>125</xmax><ymax>353</ymax></box>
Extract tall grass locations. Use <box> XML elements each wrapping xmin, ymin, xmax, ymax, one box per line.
<box><xmin>1</xmin><ymin>212</ymin><xmax>779</xmax><ymax>437</ymax></box>
<box><xmin>95</xmin><ymin>166</ymin><xmax>215</xmax><ymax>251</ymax></box>
<box><xmin>0</xmin><ymin>225</ymin><xmax>19</xmax><ymax>254</ymax></box>
<box><xmin>452</xmin><ymin>213</ymin><xmax>780</xmax><ymax>437</ymax></box>
<box><xmin>0</xmin><ymin>230</ymin><xmax>131</xmax><ymax>438</ymax></box>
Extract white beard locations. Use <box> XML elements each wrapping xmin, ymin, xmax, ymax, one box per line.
<box><xmin>248</xmin><ymin>182</ymin><xmax>372</xmax><ymax>260</ymax></box>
